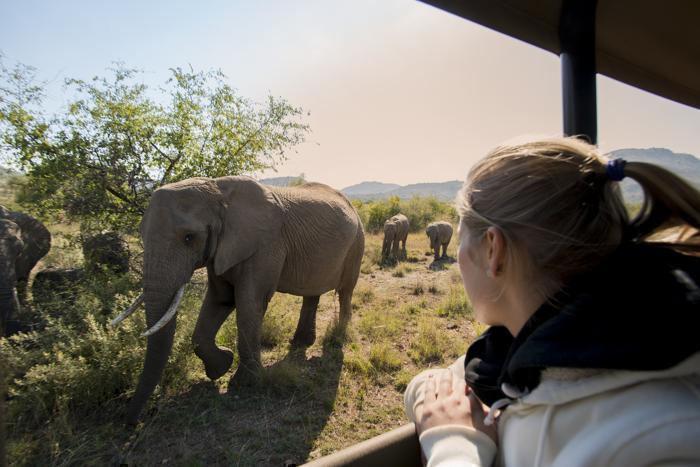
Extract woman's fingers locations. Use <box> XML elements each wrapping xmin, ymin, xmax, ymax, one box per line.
<box><xmin>424</xmin><ymin>377</ymin><xmax>437</xmax><ymax>404</ymax></box>
<box><xmin>437</xmin><ymin>370</ymin><xmax>453</xmax><ymax>398</ymax></box>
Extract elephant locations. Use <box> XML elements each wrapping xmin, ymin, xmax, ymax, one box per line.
<box><xmin>82</xmin><ymin>232</ymin><xmax>130</xmax><ymax>274</ymax></box>
<box><xmin>112</xmin><ymin>176</ymin><xmax>365</xmax><ymax>424</ymax></box>
<box><xmin>0</xmin><ymin>205</ymin><xmax>51</xmax><ymax>335</ymax></box>
<box><xmin>381</xmin><ymin>214</ymin><xmax>409</xmax><ymax>261</ymax></box>
<box><xmin>426</xmin><ymin>221</ymin><xmax>453</xmax><ymax>261</ymax></box>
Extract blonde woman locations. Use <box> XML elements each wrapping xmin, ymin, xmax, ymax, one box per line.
<box><xmin>405</xmin><ymin>138</ymin><xmax>700</xmax><ymax>466</ymax></box>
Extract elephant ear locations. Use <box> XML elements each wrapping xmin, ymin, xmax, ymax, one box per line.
<box><xmin>214</xmin><ymin>176</ymin><xmax>284</xmax><ymax>275</ymax></box>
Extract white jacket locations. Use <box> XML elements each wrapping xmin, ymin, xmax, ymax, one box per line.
<box><xmin>405</xmin><ymin>352</ymin><xmax>700</xmax><ymax>467</ymax></box>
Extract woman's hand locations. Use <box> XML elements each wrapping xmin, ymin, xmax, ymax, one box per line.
<box><xmin>416</xmin><ymin>370</ymin><xmax>499</xmax><ymax>444</ymax></box>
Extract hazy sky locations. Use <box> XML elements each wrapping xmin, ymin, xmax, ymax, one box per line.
<box><xmin>2</xmin><ymin>0</ymin><xmax>699</xmax><ymax>189</ymax></box>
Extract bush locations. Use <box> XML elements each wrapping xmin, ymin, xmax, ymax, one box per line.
<box><xmin>353</xmin><ymin>196</ymin><xmax>457</xmax><ymax>234</ymax></box>
<box><xmin>2</xmin><ymin>271</ymin><xmax>205</xmax><ymax>436</ymax></box>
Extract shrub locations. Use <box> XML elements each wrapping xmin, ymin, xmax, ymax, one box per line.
<box><xmin>353</xmin><ymin>196</ymin><xmax>457</xmax><ymax>234</ymax></box>
<box><xmin>412</xmin><ymin>281</ymin><xmax>425</xmax><ymax>295</ymax></box>
<box><xmin>3</xmin><ymin>273</ymin><xmax>204</xmax><ymax>434</ymax></box>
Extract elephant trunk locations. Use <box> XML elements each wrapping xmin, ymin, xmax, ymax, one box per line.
<box><xmin>0</xmin><ymin>286</ymin><xmax>19</xmax><ymax>334</ymax></box>
<box><xmin>125</xmin><ymin>288</ymin><xmax>179</xmax><ymax>425</ymax></box>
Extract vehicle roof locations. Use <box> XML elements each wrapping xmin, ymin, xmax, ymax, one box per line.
<box><xmin>420</xmin><ymin>0</ymin><xmax>700</xmax><ymax>110</ymax></box>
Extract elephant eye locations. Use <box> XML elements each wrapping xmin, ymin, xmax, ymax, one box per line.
<box><xmin>184</xmin><ymin>233</ymin><xmax>194</xmax><ymax>244</ymax></box>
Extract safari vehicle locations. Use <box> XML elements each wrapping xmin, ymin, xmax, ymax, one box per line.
<box><xmin>302</xmin><ymin>0</ymin><xmax>700</xmax><ymax>465</ymax></box>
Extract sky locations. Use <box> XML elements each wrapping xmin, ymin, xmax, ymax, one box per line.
<box><xmin>2</xmin><ymin>0</ymin><xmax>699</xmax><ymax>189</ymax></box>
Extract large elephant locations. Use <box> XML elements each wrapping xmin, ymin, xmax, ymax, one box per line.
<box><xmin>113</xmin><ymin>176</ymin><xmax>365</xmax><ymax>424</ymax></box>
<box><xmin>0</xmin><ymin>205</ymin><xmax>51</xmax><ymax>335</ymax></box>
<box><xmin>426</xmin><ymin>221</ymin><xmax>453</xmax><ymax>261</ymax></box>
<box><xmin>381</xmin><ymin>214</ymin><xmax>409</xmax><ymax>261</ymax></box>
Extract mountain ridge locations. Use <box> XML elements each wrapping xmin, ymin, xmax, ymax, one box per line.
<box><xmin>262</xmin><ymin>147</ymin><xmax>700</xmax><ymax>204</ymax></box>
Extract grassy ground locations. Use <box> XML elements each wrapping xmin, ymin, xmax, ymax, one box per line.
<box><xmin>6</xmin><ymin>230</ymin><xmax>482</xmax><ymax>466</ymax></box>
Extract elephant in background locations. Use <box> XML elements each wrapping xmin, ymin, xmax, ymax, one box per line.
<box><xmin>82</xmin><ymin>232</ymin><xmax>130</xmax><ymax>274</ymax></box>
<box><xmin>113</xmin><ymin>176</ymin><xmax>365</xmax><ymax>424</ymax></box>
<box><xmin>426</xmin><ymin>221</ymin><xmax>453</xmax><ymax>261</ymax></box>
<box><xmin>382</xmin><ymin>214</ymin><xmax>409</xmax><ymax>261</ymax></box>
<box><xmin>0</xmin><ymin>205</ymin><xmax>51</xmax><ymax>335</ymax></box>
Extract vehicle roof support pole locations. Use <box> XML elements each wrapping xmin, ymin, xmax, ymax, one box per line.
<box><xmin>560</xmin><ymin>0</ymin><xmax>598</xmax><ymax>144</ymax></box>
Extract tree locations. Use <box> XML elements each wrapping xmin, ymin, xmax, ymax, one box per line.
<box><xmin>0</xmin><ymin>57</ymin><xmax>309</xmax><ymax>234</ymax></box>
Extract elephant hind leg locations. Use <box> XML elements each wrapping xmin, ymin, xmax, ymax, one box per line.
<box><xmin>338</xmin><ymin>288</ymin><xmax>354</xmax><ymax>326</ymax></box>
<box><xmin>291</xmin><ymin>295</ymin><xmax>320</xmax><ymax>347</ymax></box>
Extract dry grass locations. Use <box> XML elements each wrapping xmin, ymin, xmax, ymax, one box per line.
<box><xmin>6</xmin><ymin>230</ymin><xmax>480</xmax><ymax>466</ymax></box>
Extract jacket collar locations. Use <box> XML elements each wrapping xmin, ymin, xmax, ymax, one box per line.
<box><xmin>466</xmin><ymin>243</ymin><xmax>700</xmax><ymax>406</ymax></box>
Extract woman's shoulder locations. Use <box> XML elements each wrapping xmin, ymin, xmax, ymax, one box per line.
<box><xmin>499</xmin><ymin>356</ymin><xmax>700</xmax><ymax>467</ymax></box>
<box><xmin>520</xmin><ymin>351</ymin><xmax>700</xmax><ymax>407</ymax></box>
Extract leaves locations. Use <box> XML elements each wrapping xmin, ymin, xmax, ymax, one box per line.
<box><xmin>0</xmin><ymin>58</ymin><xmax>310</xmax><ymax>234</ymax></box>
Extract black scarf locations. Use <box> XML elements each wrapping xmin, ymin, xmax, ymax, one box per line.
<box><xmin>465</xmin><ymin>243</ymin><xmax>700</xmax><ymax>406</ymax></box>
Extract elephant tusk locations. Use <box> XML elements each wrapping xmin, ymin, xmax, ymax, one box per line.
<box><xmin>13</xmin><ymin>288</ymin><xmax>21</xmax><ymax>314</ymax></box>
<box><xmin>140</xmin><ymin>285</ymin><xmax>186</xmax><ymax>337</ymax></box>
<box><xmin>110</xmin><ymin>293</ymin><xmax>145</xmax><ymax>327</ymax></box>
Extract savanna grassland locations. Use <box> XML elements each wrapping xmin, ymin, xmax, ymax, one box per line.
<box><xmin>3</xmin><ymin>208</ymin><xmax>485</xmax><ymax>466</ymax></box>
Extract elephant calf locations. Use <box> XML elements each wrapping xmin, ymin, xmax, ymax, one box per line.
<box><xmin>382</xmin><ymin>213</ymin><xmax>409</xmax><ymax>261</ymax></box>
<box><xmin>426</xmin><ymin>221</ymin><xmax>453</xmax><ymax>261</ymax></box>
<box><xmin>113</xmin><ymin>176</ymin><xmax>365</xmax><ymax>424</ymax></box>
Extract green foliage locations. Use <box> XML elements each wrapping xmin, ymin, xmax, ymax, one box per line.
<box><xmin>354</xmin><ymin>195</ymin><xmax>457</xmax><ymax>234</ymax></box>
<box><xmin>260</xmin><ymin>296</ymin><xmax>297</xmax><ymax>348</ymax></box>
<box><xmin>357</xmin><ymin>307</ymin><xmax>402</xmax><ymax>342</ymax></box>
<box><xmin>368</xmin><ymin>343</ymin><xmax>402</xmax><ymax>373</ymax></box>
<box><xmin>409</xmin><ymin>318</ymin><xmax>459</xmax><ymax>364</ymax></box>
<box><xmin>0</xmin><ymin>57</ymin><xmax>309</xmax><ymax>234</ymax></box>
<box><xmin>2</xmin><ymin>271</ymin><xmax>204</xmax><ymax>435</ymax></box>
<box><xmin>436</xmin><ymin>285</ymin><xmax>473</xmax><ymax>317</ymax></box>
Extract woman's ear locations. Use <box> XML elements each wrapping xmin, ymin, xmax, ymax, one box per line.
<box><xmin>485</xmin><ymin>226</ymin><xmax>506</xmax><ymax>278</ymax></box>
<box><xmin>213</xmin><ymin>176</ymin><xmax>284</xmax><ymax>275</ymax></box>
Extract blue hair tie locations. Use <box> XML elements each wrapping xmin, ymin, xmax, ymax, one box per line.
<box><xmin>606</xmin><ymin>158</ymin><xmax>626</xmax><ymax>181</ymax></box>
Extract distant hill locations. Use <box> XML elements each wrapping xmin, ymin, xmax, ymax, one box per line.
<box><xmin>610</xmin><ymin>147</ymin><xmax>700</xmax><ymax>204</ymax></box>
<box><xmin>338</xmin><ymin>147</ymin><xmax>700</xmax><ymax>203</ymax></box>
<box><xmin>342</xmin><ymin>180</ymin><xmax>462</xmax><ymax>201</ymax></box>
<box><xmin>342</xmin><ymin>181</ymin><xmax>401</xmax><ymax>197</ymax></box>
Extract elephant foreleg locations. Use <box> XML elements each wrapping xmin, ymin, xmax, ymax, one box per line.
<box><xmin>291</xmin><ymin>295</ymin><xmax>320</xmax><ymax>347</ymax></box>
<box><xmin>192</xmin><ymin>288</ymin><xmax>235</xmax><ymax>381</ymax></box>
<box><xmin>229</xmin><ymin>285</ymin><xmax>269</xmax><ymax>388</ymax></box>
<box><xmin>392</xmin><ymin>240</ymin><xmax>399</xmax><ymax>260</ymax></box>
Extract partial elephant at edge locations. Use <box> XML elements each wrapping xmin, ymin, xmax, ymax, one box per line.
<box><xmin>0</xmin><ymin>205</ymin><xmax>51</xmax><ymax>335</ymax></box>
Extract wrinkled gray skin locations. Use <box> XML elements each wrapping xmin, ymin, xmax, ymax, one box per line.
<box><xmin>0</xmin><ymin>205</ymin><xmax>51</xmax><ymax>335</ymax></box>
<box><xmin>127</xmin><ymin>176</ymin><xmax>364</xmax><ymax>424</ymax></box>
<box><xmin>426</xmin><ymin>221</ymin><xmax>453</xmax><ymax>261</ymax></box>
<box><xmin>381</xmin><ymin>214</ymin><xmax>409</xmax><ymax>261</ymax></box>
